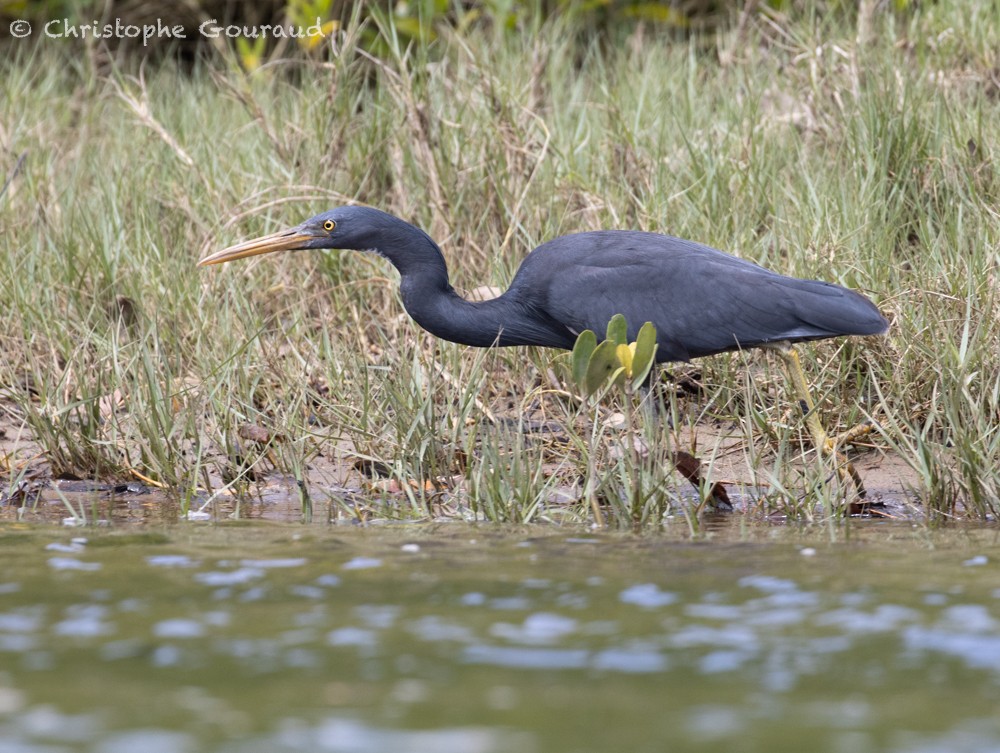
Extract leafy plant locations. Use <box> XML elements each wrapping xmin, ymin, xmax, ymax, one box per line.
<box><xmin>572</xmin><ymin>314</ymin><xmax>657</xmax><ymax>397</ymax></box>
<box><xmin>571</xmin><ymin>314</ymin><xmax>658</xmax><ymax>529</ymax></box>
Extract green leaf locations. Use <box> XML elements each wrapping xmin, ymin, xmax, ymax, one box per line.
<box><xmin>584</xmin><ymin>340</ymin><xmax>620</xmax><ymax>396</ymax></box>
<box><xmin>235</xmin><ymin>35</ymin><xmax>266</xmax><ymax>72</ymax></box>
<box><xmin>610</xmin><ymin>366</ymin><xmax>626</xmax><ymax>389</ymax></box>
<box><xmin>606</xmin><ymin>313</ymin><xmax>628</xmax><ymax>346</ymax></box>
<box><xmin>571</xmin><ymin>329</ymin><xmax>597</xmax><ymax>390</ymax></box>
<box><xmin>630</xmin><ymin>321</ymin><xmax>658</xmax><ymax>388</ymax></box>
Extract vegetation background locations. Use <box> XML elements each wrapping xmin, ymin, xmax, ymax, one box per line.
<box><xmin>1</xmin><ymin>0</ymin><xmax>997</xmax><ymax>527</ymax></box>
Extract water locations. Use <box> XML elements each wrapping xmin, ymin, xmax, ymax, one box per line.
<box><xmin>0</xmin><ymin>523</ymin><xmax>999</xmax><ymax>752</ymax></box>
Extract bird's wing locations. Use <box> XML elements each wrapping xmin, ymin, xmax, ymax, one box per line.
<box><xmin>527</xmin><ymin>233</ymin><xmax>883</xmax><ymax>362</ymax></box>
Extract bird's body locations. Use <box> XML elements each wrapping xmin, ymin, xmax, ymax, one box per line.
<box><xmin>420</xmin><ymin>229</ymin><xmax>887</xmax><ymax>361</ymax></box>
<box><xmin>199</xmin><ymin>206</ymin><xmax>888</xmax><ymax>360</ymax></box>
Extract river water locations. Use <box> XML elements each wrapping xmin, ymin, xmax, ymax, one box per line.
<box><xmin>0</xmin><ymin>522</ymin><xmax>998</xmax><ymax>752</ymax></box>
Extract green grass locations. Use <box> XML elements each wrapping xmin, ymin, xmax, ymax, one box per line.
<box><xmin>2</xmin><ymin>2</ymin><xmax>1000</xmax><ymax>526</ymax></box>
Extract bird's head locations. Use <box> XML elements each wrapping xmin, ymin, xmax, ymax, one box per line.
<box><xmin>198</xmin><ymin>206</ymin><xmax>390</xmax><ymax>267</ymax></box>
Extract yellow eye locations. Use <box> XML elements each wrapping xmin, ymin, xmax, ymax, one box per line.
<box><xmin>323</xmin><ymin>220</ymin><xmax>336</xmax><ymax>232</ymax></box>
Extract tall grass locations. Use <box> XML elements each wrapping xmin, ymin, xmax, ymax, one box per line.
<box><xmin>2</xmin><ymin>1</ymin><xmax>1000</xmax><ymax>525</ymax></box>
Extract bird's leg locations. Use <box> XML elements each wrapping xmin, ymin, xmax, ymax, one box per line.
<box><xmin>638</xmin><ymin>383</ymin><xmax>662</xmax><ymax>424</ymax></box>
<box><xmin>771</xmin><ymin>344</ymin><xmax>866</xmax><ymax>499</ymax></box>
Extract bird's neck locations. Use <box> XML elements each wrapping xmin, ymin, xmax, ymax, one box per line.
<box><xmin>373</xmin><ymin>231</ymin><xmax>518</xmax><ymax>347</ymax></box>
<box><xmin>376</xmin><ymin>222</ymin><xmax>567</xmax><ymax>349</ymax></box>
<box><xmin>399</xmin><ymin>268</ymin><xmax>518</xmax><ymax>348</ymax></box>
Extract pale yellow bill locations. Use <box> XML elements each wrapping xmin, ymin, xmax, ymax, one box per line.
<box><xmin>198</xmin><ymin>228</ymin><xmax>313</xmax><ymax>267</ymax></box>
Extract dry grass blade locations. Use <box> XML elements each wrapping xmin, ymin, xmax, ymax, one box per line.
<box><xmin>110</xmin><ymin>65</ymin><xmax>195</xmax><ymax>168</ymax></box>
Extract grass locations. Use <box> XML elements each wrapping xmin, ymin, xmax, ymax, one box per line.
<box><xmin>2</xmin><ymin>2</ymin><xmax>1000</xmax><ymax>526</ymax></box>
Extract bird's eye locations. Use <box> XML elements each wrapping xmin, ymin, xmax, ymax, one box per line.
<box><xmin>323</xmin><ymin>220</ymin><xmax>336</xmax><ymax>232</ymax></box>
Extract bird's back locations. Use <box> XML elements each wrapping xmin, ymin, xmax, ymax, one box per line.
<box><xmin>505</xmin><ymin>231</ymin><xmax>887</xmax><ymax>362</ymax></box>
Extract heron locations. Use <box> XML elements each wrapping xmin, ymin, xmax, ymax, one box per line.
<box><xmin>199</xmin><ymin>205</ymin><xmax>888</xmax><ymax>498</ymax></box>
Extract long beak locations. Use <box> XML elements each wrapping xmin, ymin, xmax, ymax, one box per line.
<box><xmin>198</xmin><ymin>226</ymin><xmax>315</xmax><ymax>267</ymax></box>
